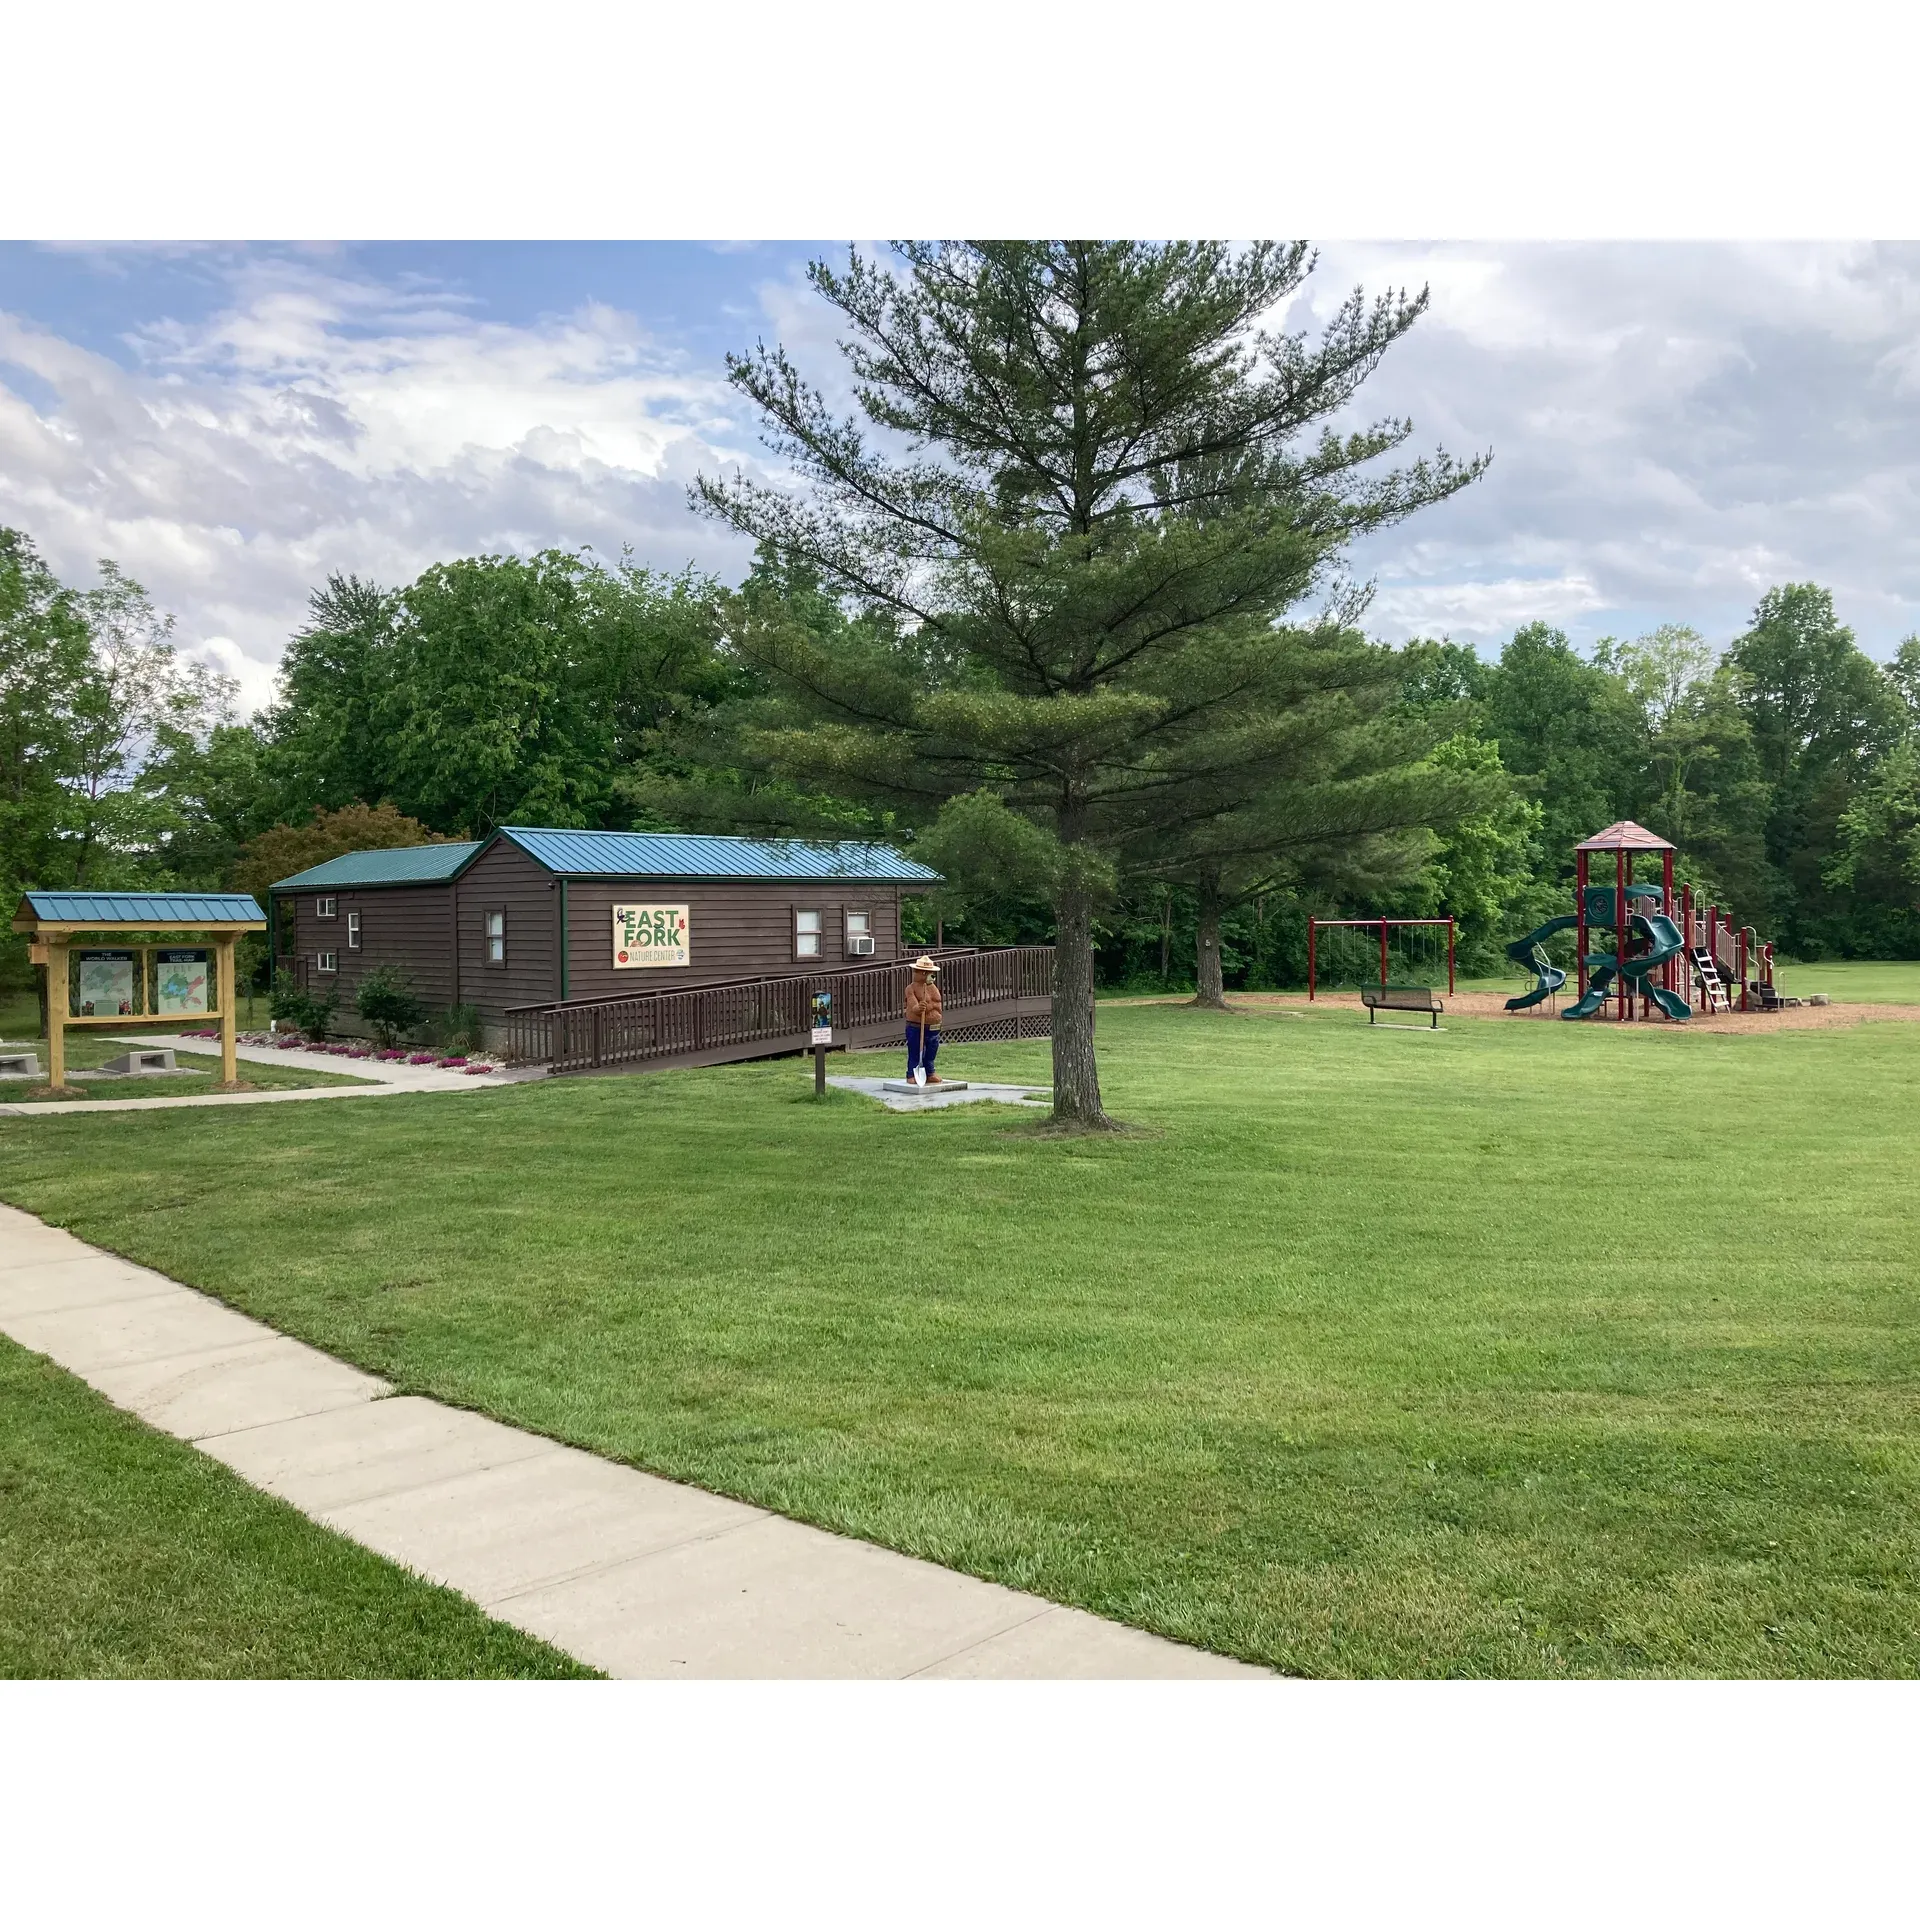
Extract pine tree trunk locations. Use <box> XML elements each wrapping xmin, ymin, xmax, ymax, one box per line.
<box><xmin>1192</xmin><ymin>872</ymin><xmax>1228</xmax><ymax>1009</ymax></box>
<box><xmin>1049</xmin><ymin>874</ymin><xmax>1108</xmax><ymax>1126</ymax></box>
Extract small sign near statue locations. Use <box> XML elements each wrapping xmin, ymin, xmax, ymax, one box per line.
<box><xmin>810</xmin><ymin>990</ymin><xmax>833</xmax><ymax>1093</ymax></box>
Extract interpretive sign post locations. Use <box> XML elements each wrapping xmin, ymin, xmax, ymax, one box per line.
<box><xmin>13</xmin><ymin>894</ymin><xmax>263</xmax><ymax>1093</ymax></box>
<box><xmin>810</xmin><ymin>989</ymin><xmax>832</xmax><ymax>1096</ymax></box>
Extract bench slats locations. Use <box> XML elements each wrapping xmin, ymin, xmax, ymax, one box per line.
<box><xmin>1359</xmin><ymin>984</ymin><xmax>1443</xmax><ymax>1029</ymax></box>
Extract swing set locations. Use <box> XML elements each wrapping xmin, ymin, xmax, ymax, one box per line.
<box><xmin>1306</xmin><ymin>917</ymin><xmax>1456</xmax><ymax>998</ymax></box>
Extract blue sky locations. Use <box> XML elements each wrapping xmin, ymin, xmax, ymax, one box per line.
<box><xmin>4</xmin><ymin>239</ymin><xmax>1919</xmax><ymax>711</ymax></box>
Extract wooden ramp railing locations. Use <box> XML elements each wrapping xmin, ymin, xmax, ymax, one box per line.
<box><xmin>506</xmin><ymin>946</ymin><xmax>1054</xmax><ymax>1075</ymax></box>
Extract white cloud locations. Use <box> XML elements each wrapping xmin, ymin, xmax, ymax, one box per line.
<box><xmin>4</xmin><ymin>240</ymin><xmax>1920</xmax><ymax>722</ymax></box>
<box><xmin>1289</xmin><ymin>242</ymin><xmax>1920</xmax><ymax>655</ymax></box>
<box><xmin>0</xmin><ymin>256</ymin><xmax>762</xmax><ymax>711</ymax></box>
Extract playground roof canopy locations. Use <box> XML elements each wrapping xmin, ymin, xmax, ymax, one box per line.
<box><xmin>13</xmin><ymin>890</ymin><xmax>266</xmax><ymax>932</ymax></box>
<box><xmin>1574</xmin><ymin>820</ymin><xmax>1675</xmax><ymax>853</ymax></box>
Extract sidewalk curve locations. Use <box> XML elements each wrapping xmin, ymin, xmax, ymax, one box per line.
<box><xmin>0</xmin><ymin>1204</ymin><xmax>1264</xmax><ymax>1680</ymax></box>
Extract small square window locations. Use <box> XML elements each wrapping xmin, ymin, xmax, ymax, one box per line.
<box><xmin>794</xmin><ymin>909</ymin><xmax>822</xmax><ymax>960</ymax></box>
<box><xmin>485</xmin><ymin>910</ymin><xmax>506</xmax><ymax>966</ymax></box>
<box><xmin>845</xmin><ymin>910</ymin><xmax>870</xmax><ymax>936</ymax></box>
<box><xmin>316</xmin><ymin>951</ymin><xmax>338</xmax><ymax>974</ymax></box>
<box><xmin>316</xmin><ymin>896</ymin><xmax>337</xmax><ymax>919</ymax></box>
<box><xmin>347</xmin><ymin>910</ymin><xmax>361</xmax><ymax>951</ymax></box>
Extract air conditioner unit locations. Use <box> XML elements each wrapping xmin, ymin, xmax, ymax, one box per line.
<box><xmin>847</xmin><ymin>934</ymin><xmax>876</xmax><ymax>956</ymax></box>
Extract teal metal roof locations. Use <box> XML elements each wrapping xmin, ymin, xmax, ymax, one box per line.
<box><xmin>21</xmin><ymin>890</ymin><xmax>265</xmax><ymax>926</ymax></box>
<box><xmin>499</xmin><ymin>826</ymin><xmax>941</xmax><ymax>884</ymax></box>
<box><xmin>271</xmin><ymin>843</ymin><xmax>480</xmax><ymax>890</ymax></box>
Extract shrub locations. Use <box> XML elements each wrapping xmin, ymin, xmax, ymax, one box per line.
<box><xmin>355</xmin><ymin>967</ymin><xmax>429</xmax><ymax>1049</ymax></box>
<box><xmin>440</xmin><ymin>1002</ymin><xmax>486</xmax><ymax>1054</ymax></box>
<box><xmin>269</xmin><ymin>969</ymin><xmax>339</xmax><ymax>1042</ymax></box>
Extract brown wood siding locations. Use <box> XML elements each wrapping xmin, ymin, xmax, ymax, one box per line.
<box><xmin>280</xmin><ymin>853</ymin><xmax>908</xmax><ymax>1023</ymax></box>
<box><xmin>281</xmin><ymin>886</ymin><xmax>456</xmax><ymax>1018</ymax></box>
<box><xmin>455</xmin><ymin>837</ymin><xmax>561</xmax><ymax>1019</ymax></box>
<box><xmin>562</xmin><ymin>882</ymin><xmax>902</xmax><ymax>1002</ymax></box>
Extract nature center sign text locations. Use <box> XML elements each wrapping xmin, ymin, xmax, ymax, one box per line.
<box><xmin>613</xmin><ymin>904</ymin><xmax>690</xmax><ymax>969</ymax></box>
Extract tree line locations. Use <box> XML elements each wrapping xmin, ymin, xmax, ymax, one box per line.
<box><xmin>6</xmin><ymin>243</ymin><xmax>1919</xmax><ymax>1121</ymax></box>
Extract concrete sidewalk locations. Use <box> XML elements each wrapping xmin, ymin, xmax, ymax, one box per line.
<box><xmin>0</xmin><ymin>1203</ymin><xmax>1260</xmax><ymax>1680</ymax></box>
<box><xmin>0</xmin><ymin>1035</ymin><xmax>548</xmax><ymax>1117</ymax></box>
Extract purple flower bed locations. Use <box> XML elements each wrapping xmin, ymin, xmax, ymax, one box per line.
<box><xmin>462</xmin><ymin>1063</ymin><xmax>494</xmax><ymax>1074</ymax></box>
<box><xmin>375</xmin><ymin>1048</ymin><xmax>407</xmax><ymax>1060</ymax></box>
<box><xmin>436</xmin><ymin>1056</ymin><xmax>469</xmax><ymax>1069</ymax></box>
<box><xmin>406</xmin><ymin>1052</ymin><xmax>438</xmax><ymax>1065</ymax></box>
<box><xmin>276</xmin><ymin>1037</ymin><xmax>304</xmax><ymax>1050</ymax></box>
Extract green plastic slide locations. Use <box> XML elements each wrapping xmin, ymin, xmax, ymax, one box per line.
<box><xmin>1562</xmin><ymin>912</ymin><xmax>1691</xmax><ymax>1020</ymax></box>
<box><xmin>1563</xmin><ymin>959</ymin><xmax>1618</xmax><ymax>1019</ymax></box>
<box><xmin>1503</xmin><ymin>913</ymin><xmax>1579</xmax><ymax>1010</ymax></box>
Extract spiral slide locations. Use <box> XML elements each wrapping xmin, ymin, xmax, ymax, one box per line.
<box><xmin>1562</xmin><ymin>912</ymin><xmax>1692</xmax><ymax>1020</ymax></box>
<box><xmin>1503</xmin><ymin>914</ymin><xmax>1579</xmax><ymax>1010</ymax></box>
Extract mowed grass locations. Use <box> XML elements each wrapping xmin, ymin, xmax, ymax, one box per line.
<box><xmin>1</xmin><ymin>1004</ymin><xmax>1917</xmax><ymax>1677</ymax></box>
<box><xmin>0</xmin><ymin>1336</ymin><xmax>592</xmax><ymax>1678</ymax></box>
<box><xmin>0</xmin><ymin>1030</ymin><xmax>362</xmax><ymax>1101</ymax></box>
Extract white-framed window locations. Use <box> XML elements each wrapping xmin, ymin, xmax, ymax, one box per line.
<box><xmin>347</xmin><ymin>910</ymin><xmax>361</xmax><ymax>951</ymax></box>
<box><xmin>316</xmin><ymin>896</ymin><xmax>337</xmax><ymax>919</ymax></box>
<box><xmin>844</xmin><ymin>907</ymin><xmax>874</xmax><ymax>956</ymax></box>
<box><xmin>316</xmin><ymin>950</ymin><xmax>338</xmax><ymax>974</ymax></box>
<box><xmin>485</xmin><ymin>910</ymin><xmax>506</xmax><ymax>966</ymax></box>
<box><xmin>794</xmin><ymin>908</ymin><xmax>822</xmax><ymax>960</ymax></box>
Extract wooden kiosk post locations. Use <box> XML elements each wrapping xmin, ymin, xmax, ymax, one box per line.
<box><xmin>11</xmin><ymin>891</ymin><xmax>266</xmax><ymax>1093</ymax></box>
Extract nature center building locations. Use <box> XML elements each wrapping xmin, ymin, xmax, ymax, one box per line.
<box><xmin>269</xmin><ymin>826</ymin><xmax>949</xmax><ymax>1053</ymax></box>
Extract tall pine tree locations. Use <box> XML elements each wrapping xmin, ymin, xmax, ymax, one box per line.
<box><xmin>695</xmin><ymin>242</ymin><xmax>1482</xmax><ymax>1123</ymax></box>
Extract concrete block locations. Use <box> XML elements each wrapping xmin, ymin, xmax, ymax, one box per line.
<box><xmin>911</xmin><ymin>1604</ymin><xmax>1267</xmax><ymax>1679</ymax></box>
<box><xmin>0</xmin><ymin>1253</ymin><xmax>179</xmax><ymax>1320</ymax></box>
<box><xmin>3</xmin><ymin>1287</ymin><xmax>270</xmax><ymax>1375</ymax></box>
<box><xmin>97</xmin><ymin>1048</ymin><xmax>180</xmax><ymax>1074</ymax></box>
<box><xmin>88</xmin><ymin>1335</ymin><xmax>390</xmax><ymax>1441</ymax></box>
<box><xmin>198</xmin><ymin>1395</ymin><xmax>558</xmax><ymax>1515</ymax></box>
<box><xmin>494</xmin><ymin>1511</ymin><xmax>1050</xmax><ymax>1679</ymax></box>
<box><xmin>320</xmin><ymin>1447</ymin><xmax>762</xmax><ymax>1604</ymax></box>
<box><xmin>0</xmin><ymin>1051</ymin><xmax>41</xmax><ymax>1077</ymax></box>
<box><xmin>881</xmin><ymin>1078</ymin><xmax>969</xmax><ymax>1093</ymax></box>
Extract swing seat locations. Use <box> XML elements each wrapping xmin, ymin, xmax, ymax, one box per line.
<box><xmin>1360</xmin><ymin>986</ymin><xmax>1443</xmax><ymax>1029</ymax></box>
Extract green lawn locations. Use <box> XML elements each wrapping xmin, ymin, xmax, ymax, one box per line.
<box><xmin>2</xmin><ymin>1003</ymin><xmax>1917</xmax><ymax>1677</ymax></box>
<box><xmin>0</xmin><ymin>1335</ymin><xmax>592</xmax><ymax>1678</ymax></box>
<box><xmin>0</xmin><ymin>1030</ymin><xmax>362</xmax><ymax>1101</ymax></box>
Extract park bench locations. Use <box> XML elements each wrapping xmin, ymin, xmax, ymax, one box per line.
<box><xmin>1360</xmin><ymin>985</ymin><xmax>1444</xmax><ymax>1029</ymax></box>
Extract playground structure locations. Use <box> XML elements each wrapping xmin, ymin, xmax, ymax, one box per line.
<box><xmin>1503</xmin><ymin>820</ymin><xmax>1778</xmax><ymax>1022</ymax></box>
<box><xmin>1307</xmin><ymin>917</ymin><xmax>1455</xmax><ymax>1000</ymax></box>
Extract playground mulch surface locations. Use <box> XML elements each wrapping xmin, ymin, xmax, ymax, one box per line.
<box><xmin>4</xmin><ymin>1001</ymin><xmax>1919</xmax><ymax>1678</ymax></box>
<box><xmin>1263</xmin><ymin>990</ymin><xmax>1920</xmax><ymax>1033</ymax></box>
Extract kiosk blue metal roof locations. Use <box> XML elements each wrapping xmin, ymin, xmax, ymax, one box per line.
<box><xmin>15</xmin><ymin>891</ymin><xmax>266</xmax><ymax>927</ymax></box>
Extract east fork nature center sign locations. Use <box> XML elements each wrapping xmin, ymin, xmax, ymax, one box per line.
<box><xmin>613</xmin><ymin>903</ymin><xmax>690</xmax><ymax>969</ymax></box>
